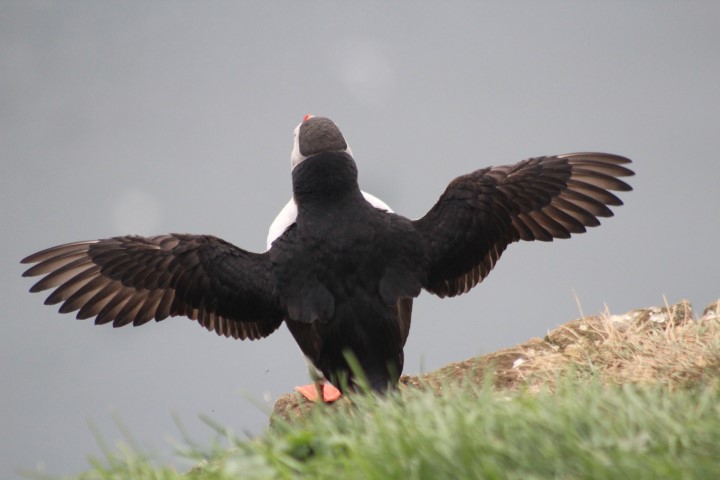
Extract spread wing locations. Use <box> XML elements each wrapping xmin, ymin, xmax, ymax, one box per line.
<box><xmin>413</xmin><ymin>153</ymin><xmax>633</xmax><ymax>298</ymax></box>
<box><xmin>21</xmin><ymin>234</ymin><xmax>284</xmax><ymax>340</ymax></box>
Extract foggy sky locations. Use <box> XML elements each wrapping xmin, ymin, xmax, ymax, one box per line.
<box><xmin>2</xmin><ymin>2</ymin><xmax>719</xmax><ymax>477</ymax></box>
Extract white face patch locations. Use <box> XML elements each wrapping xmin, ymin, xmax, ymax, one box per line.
<box><xmin>265</xmin><ymin>191</ymin><xmax>393</xmax><ymax>250</ymax></box>
<box><xmin>290</xmin><ymin>122</ymin><xmax>306</xmax><ymax>170</ymax></box>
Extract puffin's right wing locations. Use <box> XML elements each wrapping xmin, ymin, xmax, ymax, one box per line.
<box><xmin>21</xmin><ymin>234</ymin><xmax>285</xmax><ymax>340</ymax></box>
<box><xmin>412</xmin><ymin>153</ymin><xmax>633</xmax><ymax>298</ymax></box>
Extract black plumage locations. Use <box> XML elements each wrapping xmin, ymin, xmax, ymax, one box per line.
<box><xmin>21</xmin><ymin>116</ymin><xmax>633</xmax><ymax>393</ymax></box>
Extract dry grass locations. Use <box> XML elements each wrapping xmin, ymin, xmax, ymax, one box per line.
<box><xmin>518</xmin><ymin>299</ymin><xmax>720</xmax><ymax>390</ymax></box>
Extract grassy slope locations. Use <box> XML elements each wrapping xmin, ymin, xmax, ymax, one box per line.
<box><xmin>30</xmin><ymin>301</ymin><xmax>720</xmax><ymax>479</ymax></box>
<box><xmin>55</xmin><ymin>382</ymin><xmax>720</xmax><ymax>480</ymax></box>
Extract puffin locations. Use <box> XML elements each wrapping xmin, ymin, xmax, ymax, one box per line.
<box><xmin>21</xmin><ymin>115</ymin><xmax>633</xmax><ymax>401</ymax></box>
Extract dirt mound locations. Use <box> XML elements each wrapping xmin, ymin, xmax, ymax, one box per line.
<box><xmin>272</xmin><ymin>300</ymin><xmax>720</xmax><ymax>424</ymax></box>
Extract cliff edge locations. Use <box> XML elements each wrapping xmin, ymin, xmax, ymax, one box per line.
<box><xmin>272</xmin><ymin>300</ymin><xmax>720</xmax><ymax>424</ymax></box>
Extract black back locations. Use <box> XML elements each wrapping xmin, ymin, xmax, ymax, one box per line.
<box><xmin>271</xmin><ymin>152</ymin><xmax>425</xmax><ymax>390</ymax></box>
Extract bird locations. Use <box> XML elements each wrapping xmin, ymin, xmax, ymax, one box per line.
<box><xmin>21</xmin><ymin>114</ymin><xmax>633</xmax><ymax>401</ymax></box>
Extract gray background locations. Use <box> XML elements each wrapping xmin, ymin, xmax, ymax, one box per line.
<box><xmin>2</xmin><ymin>1</ymin><xmax>718</xmax><ymax>477</ymax></box>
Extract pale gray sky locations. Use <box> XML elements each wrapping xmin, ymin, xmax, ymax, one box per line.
<box><xmin>2</xmin><ymin>2</ymin><xmax>719</xmax><ymax>477</ymax></box>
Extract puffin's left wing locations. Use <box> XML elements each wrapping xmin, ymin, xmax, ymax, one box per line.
<box><xmin>21</xmin><ymin>234</ymin><xmax>284</xmax><ymax>340</ymax></box>
<box><xmin>412</xmin><ymin>153</ymin><xmax>633</xmax><ymax>298</ymax></box>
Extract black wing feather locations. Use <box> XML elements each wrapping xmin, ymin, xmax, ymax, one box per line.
<box><xmin>21</xmin><ymin>234</ymin><xmax>284</xmax><ymax>340</ymax></box>
<box><xmin>413</xmin><ymin>153</ymin><xmax>633</xmax><ymax>298</ymax></box>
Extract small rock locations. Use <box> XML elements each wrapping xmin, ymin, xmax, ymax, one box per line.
<box><xmin>702</xmin><ymin>300</ymin><xmax>720</xmax><ymax>321</ymax></box>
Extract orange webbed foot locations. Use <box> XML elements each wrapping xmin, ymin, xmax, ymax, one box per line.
<box><xmin>294</xmin><ymin>382</ymin><xmax>342</xmax><ymax>403</ymax></box>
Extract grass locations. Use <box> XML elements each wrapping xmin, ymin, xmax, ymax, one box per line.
<box><xmin>24</xmin><ymin>300</ymin><xmax>720</xmax><ymax>479</ymax></box>
<box><xmin>37</xmin><ymin>380</ymin><xmax>720</xmax><ymax>480</ymax></box>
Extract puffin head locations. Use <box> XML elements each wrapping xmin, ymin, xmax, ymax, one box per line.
<box><xmin>290</xmin><ymin>115</ymin><xmax>353</xmax><ymax>170</ymax></box>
